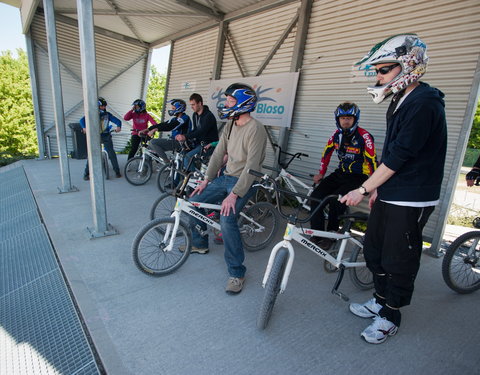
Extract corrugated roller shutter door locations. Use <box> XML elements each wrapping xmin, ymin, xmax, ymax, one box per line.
<box><xmin>289</xmin><ymin>0</ymin><xmax>480</xmax><ymax>240</ymax></box>
<box><xmin>30</xmin><ymin>12</ymin><xmax>149</xmax><ymax>155</ymax></box>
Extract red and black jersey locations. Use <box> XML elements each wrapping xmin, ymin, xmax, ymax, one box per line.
<box><xmin>319</xmin><ymin>127</ymin><xmax>377</xmax><ymax>176</ymax></box>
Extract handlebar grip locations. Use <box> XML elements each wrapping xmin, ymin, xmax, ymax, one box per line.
<box><xmin>301</xmin><ymin>153</ymin><xmax>309</xmax><ymax>157</ymax></box>
<box><xmin>262</xmin><ymin>165</ymin><xmax>281</xmax><ymax>174</ymax></box>
<box><xmin>248</xmin><ymin>169</ymin><xmax>265</xmax><ymax>178</ymax></box>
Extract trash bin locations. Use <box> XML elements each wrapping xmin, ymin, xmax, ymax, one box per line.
<box><xmin>69</xmin><ymin>123</ymin><xmax>87</xmax><ymax>159</ymax></box>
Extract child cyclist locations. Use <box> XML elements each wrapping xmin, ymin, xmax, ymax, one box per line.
<box><xmin>123</xmin><ymin>99</ymin><xmax>157</xmax><ymax>160</ymax></box>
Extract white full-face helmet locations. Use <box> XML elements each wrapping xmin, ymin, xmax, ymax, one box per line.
<box><xmin>355</xmin><ymin>34</ymin><xmax>428</xmax><ymax>103</ymax></box>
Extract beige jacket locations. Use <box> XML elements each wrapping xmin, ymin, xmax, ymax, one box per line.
<box><xmin>206</xmin><ymin>117</ymin><xmax>267</xmax><ymax>197</ymax></box>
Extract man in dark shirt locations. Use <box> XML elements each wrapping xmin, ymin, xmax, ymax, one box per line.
<box><xmin>176</xmin><ymin>93</ymin><xmax>218</xmax><ymax>171</ymax></box>
<box><xmin>341</xmin><ymin>34</ymin><xmax>447</xmax><ymax>344</ymax></box>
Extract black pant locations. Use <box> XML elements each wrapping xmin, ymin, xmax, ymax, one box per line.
<box><xmin>310</xmin><ymin>170</ymin><xmax>367</xmax><ymax>232</ymax></box>
<box><xmin>128</xmin><ymin>134</ymin><xmax>142</xmax><ymax>160</ymax></box>
<box><xmin>364</xmin><ymin>201</ymin><xmax>434</xmax><ymax>309</ymax></box>
<box><xmin>84</xmin><ymin>133</ymin><xmax>120</xmax><ymax>176</ymax></box>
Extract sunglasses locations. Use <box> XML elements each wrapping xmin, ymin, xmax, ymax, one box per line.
<box><xmin>375</xmin><ymin>64</ymin><xmax>400</xmax><ymax>75</ymax></box>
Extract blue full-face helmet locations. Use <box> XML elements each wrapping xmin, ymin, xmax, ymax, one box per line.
<box><xmin>217</xmin><ymin>83</ymin><xmax>257</xmax><ymax>119</ymax></box>
<box><xmin>167</xmin><ymin>99</ymin><xmax>186</xmax><ymax>116</ymax></box>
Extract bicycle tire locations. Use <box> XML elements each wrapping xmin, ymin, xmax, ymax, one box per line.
<box><xmin>157</xmin><ymin>164</ymin><xmax>177</xmax><ymax>193</ymax></box>
<box><xmin>125</xmin><ymin>156</ymin><xmax>152</xmax><ymax>185</ymax></box>
<box><xmin>102</xmin><ymin>152</ymin><xmax>110</xmax><ymax>180</ymax></box>
<box><xmin>348</xmin><ymin>236</ymin><xmax>374</xmax><ymax>290</ymax></box>
<box><xmin>257</xmin><ymin>248</ymin><xmax>288</xmax><ymax>330</ymax></box>
<box><xmin>239</xmin><ymin>202</ymin><xmax>279</xmax><ymax>252</ymax></box>
<box><xmin>149</xmin><ymin>192</ymin><xmax>178</xmax><ymax>219</ymax></box>
<box><xmin>252</xmin><ymin>186</ymin><xmax>273</xmax><ymax>204</ymax></box>
<box><xmin>132</xmin><ymin>217</ymin><xmax>192</xmax><ymax>276</ymax></box>
<box><xmin>442</xmin><ymin>231</ymin><xmax>480</xmax><ymax>294</ymax></box>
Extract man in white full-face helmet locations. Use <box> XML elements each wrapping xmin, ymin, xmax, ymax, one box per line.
<box><xmin>340</xmin><ymin>34</ymin><xmax>447</xmax><ymax>344</ymax></box>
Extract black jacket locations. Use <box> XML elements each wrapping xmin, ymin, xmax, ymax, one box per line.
<box><xmin>185</xmin><ymin>105</ymin><xmax>219</xmax><ymax>145</ymax></box>
<box><xmin>379</xmin><ymin>82</ymin><xmax>447</xmax><ymax>202</ymax></box>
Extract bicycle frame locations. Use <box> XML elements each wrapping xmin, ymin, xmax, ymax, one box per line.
<box><xmin>277</xmin><ymin>169</ymin><xmax>315</xmax><ymax>211</ymax></box>
<box><xmin>162</xmin><ymin>197</ymin><xmax>268</xmax><ymax>250</ymax></box>
<box><xmin>262</xmin><ymin>223</ymin><xmax>365</xmax><ymax>294</ymax></box>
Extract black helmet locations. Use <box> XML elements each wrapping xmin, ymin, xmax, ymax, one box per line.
<box><xmin>132</xmin><ymin>99</ymin><xmax>146</xmax><ymax>113</ymax></box>
<box><xmin>98</xmin><ymin>97</ymin><xmax>107</xmax><ymax>107</ymax></box>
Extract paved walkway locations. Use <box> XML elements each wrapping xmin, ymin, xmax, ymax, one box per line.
<box><xmin>4</xmin><ymin>157</ymin><xmax>480</xmax><ymax>375</ymax></box>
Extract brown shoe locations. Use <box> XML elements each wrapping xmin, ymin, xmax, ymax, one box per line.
<box><xmin>179</xmin><ymin>245</ymin><xmax>209</xmax><ymax>254</ymax></box>
<box><xmin>225</xmin><ymin>277</ymin><xmax>245</xmax><ymax>294</ymax></box>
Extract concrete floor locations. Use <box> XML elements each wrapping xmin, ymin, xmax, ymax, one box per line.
<box><xmin>12</xmin><ymin>157</ymin><xmax>480</xmax><ymax>374</ymax></box>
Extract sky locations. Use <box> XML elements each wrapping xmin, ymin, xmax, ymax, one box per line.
<box><xmin>0</xmin><ymin>2</ymin><xmax>170</xmax><ymax>73</ymax></box>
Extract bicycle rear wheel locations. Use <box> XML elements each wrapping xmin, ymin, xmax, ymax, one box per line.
<box><xmin>149</xmin><ymin>193</ymin><xmax>176</xmax><ymax>219</ymax></box>
<box><xmin>125</xmin><ymin>156</ymin><xmax>152</xmax><ymax>185</ymax></box>
<box><xmin>239</xmin><ymin>202</ymin><xmax>279</xmax><ymax>252</ymax></box>
<box><xmin>257</xmin><ymin>248</ymin><xmax>288</xmax><ymax>330</ymax></box>
<box><xmin>348</xmin><ymin>235</ymin><xmax>373</xmax><ymax>290</ymax></box>
<box><xmin>442</xmin><ymin>231</ymin><xmax>480</xmax><ymax>294</ymax></box>
<box><xmin>102</xmin><ymin>151</ymin><xmax>110</xmax><ymax>180</ymax></box>
<box><xmin>157</xmin><ymin>164</ymin><xmax>179</xmax><ymax>193</ymax></box>
<box><xmin>132</xmin><ymin>217</ymin><xmax>191</xmax><ymax>276</ymax></box>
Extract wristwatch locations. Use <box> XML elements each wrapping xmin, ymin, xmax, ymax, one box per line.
<box><xmin>358</xmin><ymin>185</ymin><xmax>369</xmax><ymax>196</ymax></box>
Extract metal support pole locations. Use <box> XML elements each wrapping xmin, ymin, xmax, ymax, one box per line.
<box><xmin>426</xmin><ymin>54</ymin><xmax>480</xmax><ymax>257</ymax></box>
<box><xmin>276</xmin><ymin>0</ymin><xmax>313</xmax><ymax>168</ymax></box>
<box><xmin>43</xmin><ymin>0</ymin><xmax>77</xmax><ymax>193</ymax></box>
<box><xmin>77</xmin><ymin>0</ymin><xmax>117</xmax><ymax>238</ymax></box>
<box><xmin>162</xmin><ymin>41</ymin><xmax>175</xmax><ymax>122</ymax></box>
<box><xmin>141</xmin><ymin>49</ymin><xmax>153</xmax><ymax>100</ymax></box>
<box><xmin>212</xmin><ymin>20</ymin><xmax>226</xmax><ymax>80</ymax></box>
<box><xmin>25</xmin><ymin>32</ymin><xmax>46</xmax><ymax>160</ymax></box>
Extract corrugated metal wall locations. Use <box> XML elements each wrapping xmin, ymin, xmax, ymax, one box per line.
<box><xmin>220</xmin><ymin>2</ymin><xmax>300</xmax><ymax>168</ymax></box>
<box><xmin>30</xmin><ymin>11</ymin><xmax>149</xmax><ymax>156</ymax></box>
<box><xmin>289</xmin><ymin>0</ymin><xmax>480</xmax><ymax>240</ymax></box>
<box><xmin>163</xmin><ymin>27</ymin><xmax>218</xmax><ymax>126</ymax></box>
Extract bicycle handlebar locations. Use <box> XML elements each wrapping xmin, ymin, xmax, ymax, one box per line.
<box><xmin>248</xmin><ymin>169</ymin><xmax>338</xmax><ymax>224</ymax></box>
<box><xmin>272</xmin><ymin>143</ymin><xmax>309</xmax><ymax>169</ymax></box>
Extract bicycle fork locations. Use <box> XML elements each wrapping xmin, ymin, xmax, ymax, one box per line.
<box><xmin>262</xmin><ymin>224</ymin><xmax>296</xmax><ymax>294</ymax></box>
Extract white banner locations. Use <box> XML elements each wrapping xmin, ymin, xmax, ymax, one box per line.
<box><xmin>207</xmin><ymin>72</ymin><xmax>300</xmax><ymax>128</ymax></box>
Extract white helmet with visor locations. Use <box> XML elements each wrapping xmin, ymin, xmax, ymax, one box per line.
<box><xmin>355</xmin><ymin>34</ymin><xmax>428</xmax><ymax>103</ymax></box>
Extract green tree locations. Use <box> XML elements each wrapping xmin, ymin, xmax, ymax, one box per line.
<box><xmin>146</xmin><ymin>65</ymin><xmax>166</xmax><ymax>121</ymax></box>
<box><xmin>0</xmin><ymin>49</ymin><xmax>37</xmax><ymax>162</ymax></box>
<box><xmin>468</xmin><ymin>100</ymin><xmax>480</xmax><ymax>148</ymax></box>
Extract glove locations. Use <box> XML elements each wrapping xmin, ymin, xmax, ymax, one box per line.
<box><xmin>466</xmin><ymin>169</ymin><xmax>480</xmax><ymax>180</ymax></box>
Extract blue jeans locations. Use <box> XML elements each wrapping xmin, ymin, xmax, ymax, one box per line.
<box><xmin>183</xmin><ymin>145</ymin><xmax>202</xmax><ymax>172</ymax></box>
<box><xmin>189</xmin><ymin>175</ymin><xmax>256</xmax><ymax>278</ymax></box>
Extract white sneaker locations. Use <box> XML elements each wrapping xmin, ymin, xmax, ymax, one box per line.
<box><xmin>349</xmin><ymin>298</ymin><xmax>382</xmax><ymax>318</ymax></box>
<box><xmin>361</xmin><ymin>317</ymin><xmax>398</xmax><ymax>344</ymax></box>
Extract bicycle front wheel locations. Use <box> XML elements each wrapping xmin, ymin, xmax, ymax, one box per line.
<box><xmin>125</xmin><ymin>156</ymin><xmax>152</xmax><ymax>185</ymax></box>
<box><xmin>348</xmin><ymin>236</ymin><xmax>373</xmax><ymax>290</ymax></box>
<box><xmin>132</xmin><ymin>217</ymin><xmax>191</xmax><ymax>276</ymax></box>
<box><xmin>239</xmin><ymin>202</ymin><xmax>279</xmax><ymax>252</ymax></box>
<box><xmin>442</xmin><ymin>231</ymin><xmax>480</xmax><ymax>294</ymax></box>
<box><xmin>257</xmin><ymin>248</ymin><xmax>288</xmax><ymax>330</ymax></box>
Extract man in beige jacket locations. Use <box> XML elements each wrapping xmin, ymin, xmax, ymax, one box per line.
<box><xmin>190</xmin><ymin>83</ymin><xmax>267</xmax><ymax>295</ymax></box>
